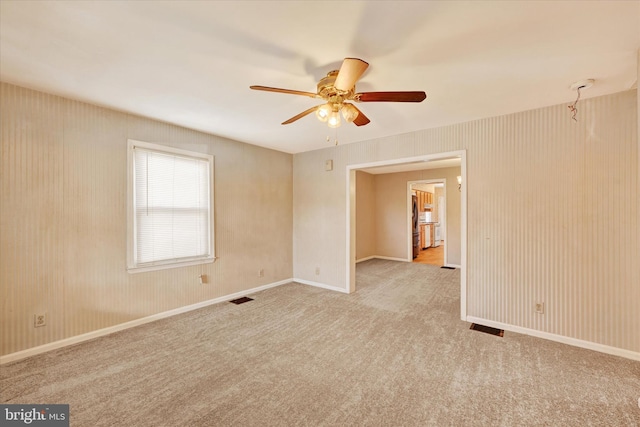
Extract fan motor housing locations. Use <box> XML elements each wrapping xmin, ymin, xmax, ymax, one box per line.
<box><xmin>317</xmin><ymin>70</ymin><xmax>353</xmax><ymax>102</ymax></box>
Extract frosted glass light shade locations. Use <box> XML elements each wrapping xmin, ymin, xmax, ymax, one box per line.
<box><xmin>341</xmin><ymin>104</ymin><xmax>358</xmax><ymax>122</ymax></box>
<box><xmin>328</xmin><ymin>111</ymin><xmax>341</xmax><ymax>128</ymax></box>
<box><xmin>316</xmin><ymin>104</ymin><xmax>331</xmax><ymax>122</ymax></box>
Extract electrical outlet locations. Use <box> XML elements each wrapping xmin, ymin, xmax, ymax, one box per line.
<box><xmin>535</xmin><ymin>302</ymin><xmax>545</xmax><ymax>314</ymax></box>
<box><xmin>315</xmin><ymin>267</ymin><xmax>320</xmax><ymax>275</ymax></box>
<box><xmin>34</xmin><ymin>313</ymin><xmax>46</xmax><ymax>328</ymax></box>
<box><xmin>258</xmin><ymin>269</ymin><xmax>264</xmax><ymax>278</ymax></box>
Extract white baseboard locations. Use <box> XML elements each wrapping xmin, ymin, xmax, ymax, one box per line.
<box><xmin>0</xmin><ymin>278</ymin><xmax>292</xmax><ymax>365</ymax></box>
<box><xmin>466</xmin><ymin>316</ymin><xmax>640</xmax><ymax>362</ymax></box>
<box><xmin>360</xmin><ymin>255</ymin><xmax>458</xmax><ymax>268</ymax></box>
<box><xmin>357</xmin><ymin>255</ymin><xmax>415</xmax><ymax>264</ymax></box>
<box><xmin>371</xmin><ymin>255</ymin><xmax>410</xmax><ymax>263</ymax></box>
<box><xmin>293</xmin><ymin>278</ymin><xmax>349</xmax><ymax>293</ymax></box>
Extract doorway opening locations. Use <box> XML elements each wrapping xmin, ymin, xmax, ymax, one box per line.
<box><xmin>346</xmin><ymin>150</ymin><xmax>467</xmax><ymax>321</ymax></box>
<box><xmin>411</xmin><ymin>179</ymin><xmax>446</xmax><ymax>267</ymax></box>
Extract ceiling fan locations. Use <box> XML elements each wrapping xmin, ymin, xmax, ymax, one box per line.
<box><xmin>250</xmin><ymin>58</ymin><xmax>426</xmax><ymax>128</ymax></box>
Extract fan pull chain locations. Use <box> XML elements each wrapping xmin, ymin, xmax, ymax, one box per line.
<box><xmin>326</xmin><ymin>128</ymin><xmax>339</xmax><ymax>146</ymax></box>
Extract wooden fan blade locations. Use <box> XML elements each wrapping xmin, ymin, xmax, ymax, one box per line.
<box><xmin>334</xmin><ymin>58</ymin><xmax>369</xmax><ymax>91</ymax></box>
<box><xmin>355</xmin><ymin>91</ymin><xmax>427</xmax><ymax>102</ymax></box>
<box><xmin>350</xmin><ymin>105</ymin><xmax>371</xmax><ymax>126</ymax></box>
<box><xmin>282</xmin><ymin>105</ymin><xmax>319</xmax><ymax>125</ymax></box>
<box><xmin>250</xmin><ymin>85</ymin><xmax>318</xmax><ymax>98</ymax></box>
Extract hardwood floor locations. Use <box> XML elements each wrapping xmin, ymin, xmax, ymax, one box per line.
<box><xmin>413</xmin><ymin>242</ymin><xmax>444</xmax><ymax>266</ymax></box>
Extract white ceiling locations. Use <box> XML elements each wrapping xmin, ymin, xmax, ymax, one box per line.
<box><xmin>1</xmin><ymin>1</ymin><xmax>638</xmax><ymax>154</ymax></box>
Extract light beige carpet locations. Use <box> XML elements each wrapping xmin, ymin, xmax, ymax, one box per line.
<box><xmin>1</xmin><ymin>259</ymin><xmax>639</xmax><ymax>426</ymax></box>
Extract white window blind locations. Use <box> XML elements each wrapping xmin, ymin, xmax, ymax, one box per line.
<box><xmin>128</xmin><ymin>140</ymin><xmax>214</xmax><ymax>271</ymax></box>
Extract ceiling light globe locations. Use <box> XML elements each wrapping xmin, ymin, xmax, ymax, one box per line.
<box><xmin>341</xmin><ymin>104</ymin><xmax>358</xmax><ymax>123</ymax></box>
<box><xmin>328</xmin><ymin>111</ymin><xmax>341</xmax><ymax>128</ymax></box>
<box><xmin>316</xmin><ymin>104</ymin><xmax>331</xmax><ymax>122</ymax></box>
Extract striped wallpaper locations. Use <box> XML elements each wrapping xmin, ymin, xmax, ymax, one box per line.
<box><xmin>1</xmin><ymin>82</ymin><xmax>293</xmax><ymax>357</ymax></box>
<box><xmin>1</xmin><ymin>82</ymin><xmax>637</xmax><ymax>358</ymax></box>
<box><xmin>294</xmin><ymin>89</ymin><xmax>639</xmax><ymax>355</ymax></box>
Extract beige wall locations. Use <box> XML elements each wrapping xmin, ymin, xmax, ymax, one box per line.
<box><xmin>293</xmin><ymin>90</ymin><xmax>639</xmax><ymax>355</ymax></box>
<box><xmin>434</xmin><ymin>187</ymin><xmax>444</xmax><ymax>224</ymax></box>
<box><xmin>0</xmin><ymin>83</ymin><xmax>293</xmax><ymax>357</ymax></box>
<box><xmin>355</xmin><ymin>171</ymin><xmax>376</xmax><ymax>261</ymax></box>
<box><xmin>374</xmin><ymin>167</ymin><xmax>461</xmax><ymax>265</ymax></box>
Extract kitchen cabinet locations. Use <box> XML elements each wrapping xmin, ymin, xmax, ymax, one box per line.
<box><xmin>420</xmin><ymin>224</ymin><xmax>432</xmax><ymax>249</ymax></box>
<box><xmin>415</xmin><ymin>190</ymin><xmax>434</xmax><ymax>212</ymax></box>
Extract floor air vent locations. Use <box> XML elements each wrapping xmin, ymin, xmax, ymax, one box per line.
<box><xmin>229</xmin><ymin>297</ymin><xmax>254</xmax><ymax>305</ymax></box>
<box><xmin>440</xmin><ymin>266</ymin><xmax>455</xmax><ymax>270</ymax></box>
<box><xmin>470</xmin><ymin>323</ymin><xmax>504</xmax><ymax>337</ymax></box>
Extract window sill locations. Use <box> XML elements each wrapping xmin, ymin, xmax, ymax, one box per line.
<box><xmin>127</xmin><ymin>257</ymin><xmax>216</xmax><ymax>274</ymax></box>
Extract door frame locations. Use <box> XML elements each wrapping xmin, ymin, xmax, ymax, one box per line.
<box><xmin>346</xmin><ymin>150</ymin><xmax>467</xmax><ymax>321</ymax></box>
<box><xmin>408</xmin><ymin>179</ymin><xmax>448</xmax><ymax>266</ymax></box>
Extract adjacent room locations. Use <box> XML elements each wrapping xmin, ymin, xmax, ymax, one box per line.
<box><xmin>1</xmin><ymin>1</ymin><xmax>639</xmax><ymax>426</ymax></box>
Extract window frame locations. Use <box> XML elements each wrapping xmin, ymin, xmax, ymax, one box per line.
<box><xmin>126</xmin><ymin>139</ymin><xmax>215</xmax><ymax>273</ymax></box>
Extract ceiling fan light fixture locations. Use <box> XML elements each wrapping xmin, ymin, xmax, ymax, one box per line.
<box><xmin>341</xmin><ymin>103</ymin><xmax>358</xmax><ymax>123</ymax></box>
<box><xmin>316</xmin><ymin>104</ymin><xmax>331</xmax><ymax>122</ymax></box>
<box><xmin>250</xmin><ymin>57</ymin><xmax>426</xmax><ymax>128</ymax></box>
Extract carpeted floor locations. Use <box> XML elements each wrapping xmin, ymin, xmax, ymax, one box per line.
<box><xmin>1</xmin><ymin>259</ymin><xmax>639</xmax><ymax>426</ymax></box>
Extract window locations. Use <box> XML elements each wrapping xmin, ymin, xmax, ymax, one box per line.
<box><xmin>127</xmin><ymin>140</ymin><xmax>214</xmax><ymax>272</ymax></box>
